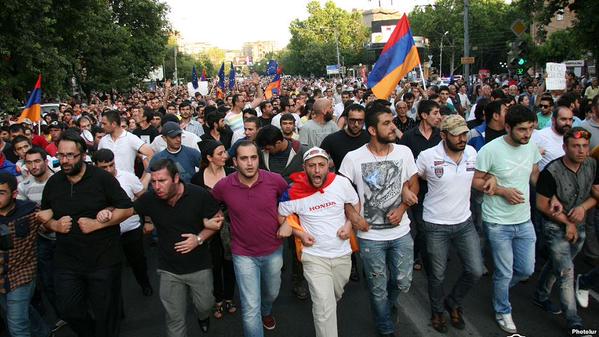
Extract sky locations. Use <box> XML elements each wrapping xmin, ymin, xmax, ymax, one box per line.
<box><xmin>164</xmin><ymin>0</ymin><xmax>430</xmax><ymax>50</ymax></box>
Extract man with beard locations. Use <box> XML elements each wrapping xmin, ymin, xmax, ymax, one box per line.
<box><xmin>416</xmin><ymin>115</ymin><xmax>484</xmax><ymax>333</ymax></box>
<box><xmin>38</xmin><ymin>131</ymin><xmax>134</xmax><ymax>337</ymax></box>
<box><xmin>534</xmin><ymin>127</ymin><xmax>598</xmax><ymax>335</ymax></box>
<box><xmin>278</xmin><ymin>147</ymin><xmax>360</xmax><ymax>337</ymax></box>
<box><xmin>258</xmin><ymin>101</ymin><xmax>275</xmax><ymax>128</ymax></box>
<box><xmin>212</xmin><ymin>141</ymin><xmax>291</xmax><ymax>337</ymax></box>
<box><xmin>179</xmin><ymin>100</ymin><xmax>204</xmax><ymax>137</ymax></box>
<box><xmin>339</xmin><ymin>104</ymin><xmax>419</xmax><ymax>337</ymax></box>
<box><xmin>201</xmin><ymin>109</ymin><xmax>233</xmax><ymax>150</ymax></box>
<box><xmin>132</xmin><ymin>159</ymin><xmax>223</xmax><ymax>336</ymax></box>
<box><xmin>532</xmin><ymin>106</ymin><xmax>574</xmax><ymax>171</ymax></box>
<box><xmin>472</xmin><ymin>104</ymin><xmax>541</xmax><ymax>334</ymax></box>
<box><xmin>299</xmin><ymin>98</ymin><xmax>339</xmax><ymax>148</ymax></box>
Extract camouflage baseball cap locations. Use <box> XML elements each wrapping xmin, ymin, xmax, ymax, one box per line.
<box><xmin>440</xmin><ymin>115</ymin><xmax>469</xmax><ymax>136</ymax></box>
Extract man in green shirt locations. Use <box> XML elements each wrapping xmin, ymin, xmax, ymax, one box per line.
<box><xmin>473</xmin><ymin>104</ymin><xmax>541</xmax><ymax>335</ymax></box>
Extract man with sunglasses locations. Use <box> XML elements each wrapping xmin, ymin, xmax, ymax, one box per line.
<box><xmin>537</xmin><ymin>95</ymin><xmax>554</xmax><ymax>130</ymax></box>
<box><xmin>534</xmin><ymin>127</ymin><xmax>598</xmax><ymax>335</ymax></box>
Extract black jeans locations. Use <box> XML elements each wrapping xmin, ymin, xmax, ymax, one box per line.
<box><xmin>54</xmin><ymin>264</ymin><xmax>122</xmax><ymax>337</ymax></box>
<box><xmin>121</xmin><ymin>226</ymin><xmax>150</xmax><ymax>288</ymax></box>
<box><xmin>211</xmin><ymin>234</ymin><xmax>236</xmax><ymax>302</ymax></box>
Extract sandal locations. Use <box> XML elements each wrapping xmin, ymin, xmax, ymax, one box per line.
<box><xmin>224</xmin><ymin>300</ymin><xmax>237</xmax><ymax>314</ymax></box>
<box><xmin>213</xmin><ymin>302</ymin><xmax>224</xmax><ymax>319</ymax></box>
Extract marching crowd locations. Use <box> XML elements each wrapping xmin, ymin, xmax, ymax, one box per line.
<box><xmin>0</xmin><ymin>72</ymin><xmax>598</xmax><ymax>337</ymax></box>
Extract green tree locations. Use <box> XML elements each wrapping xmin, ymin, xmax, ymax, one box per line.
<box><xmin>0</xmin><ymin>0</ymin><xmax>169</xmax><ymax>108</ymax></box>
<box><xmin>410</xmin><ymin>0</ymin><xmax>527</xmax><ymax>75</ymax></box>
<box><xmin>525</xmin><ymin>0</ymin><xmax>598</xmax><ymax>66</ymax></box>
<box><xmin>285</xmin><ymin>1</ymin><xmax>373</xmax><ymax>76</ymax></box>
<box><xmin>530</xmin><ymin>29</ymin><xmax>587</xmax><ymax>64</ymax></box>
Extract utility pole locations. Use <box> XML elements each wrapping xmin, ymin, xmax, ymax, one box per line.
<box><xmin>440</xmin><ymin>31</ymin><xmax>449</xmax><ymax>77</ymax></box>
<box><xmin>173</xmin><ymin>45</ymin><xmax>178</xmax><ymax>84</ymax></box>
<box><xmin>463</xmin><ymin>0</ymin><xmax>470</xmax><ymax>84</ymax></box>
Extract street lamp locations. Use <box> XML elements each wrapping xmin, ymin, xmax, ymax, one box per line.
<box><xmin>439</xmin><ymin>31</ymin><xmax>449</xmax><ymax>77</ymax></box>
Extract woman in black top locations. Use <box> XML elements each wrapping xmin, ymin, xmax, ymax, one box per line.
<box><xmin>191</xmin><ymin>140</ymin><xmax>237</xmax><ymax>318</ymax></box>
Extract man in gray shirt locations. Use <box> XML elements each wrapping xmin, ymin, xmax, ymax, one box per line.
<box><xmin>299</xmin><ymin>98</ymin><xmax>339</xmax><ymax>148</ymax></box>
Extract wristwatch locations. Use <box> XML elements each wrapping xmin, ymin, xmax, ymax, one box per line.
<box><xmin>196</xmin><ymin>235</ymin><xmax>204</xmax><ymax>245</ymax></box>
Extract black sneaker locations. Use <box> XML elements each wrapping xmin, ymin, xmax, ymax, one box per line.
<box><xmin>198</xmin><ymin>317</ymin><xmax>209</xmax><ymax>333</ymax></box>
<box><xmin>533</xmin><ymin>297</ymin><xmax>562</xmax><ymax>315</ymax></box>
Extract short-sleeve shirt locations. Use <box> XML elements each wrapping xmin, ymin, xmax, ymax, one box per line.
<box><xmin>134</xmin><ymin>184</ymin><xmax>219</xmax><ymax>274</ymax></box>
<box><xmin>278</xmin><ymin>175</ymin><xmax>358</xmax><ymax>258</ymax></box>
<box><xmin>41</xmin><ymin>165</ymin><xmax>133</xmax><ymax>270</ymax></box>
<box><xmin>98</xmin><ymin>131</ymin><xmax>145</xmax><ymax>174</ymax></box>
<box><xmin>417</xmin><ymin>142</ymin><xmax>477</xmax><ymax>224</ymax></box>
<box><xmin>536</xmin><ymin>157</ymin><xmax>598</xmax><ymax>219</ymax></box>
<box><xmin>148</xmin><ymin>146</ymin><xmax>201</xmax><ymax>183</ymax></box>
<box><xmin>115</xmin><ymin>170</ymin><xmax>143</xmax><ymax>233</ymax></box>
<box><xmin>224</xmin><ymin>111</ymin><xmax>244</xmax><ymax>133</ymax></box>
<box><xmin>299</xmin><ymin>120</ymin><xmax>339</xmax><ymax>148</ymax></box>
<box><xmin>531</xmin><ymin>127</ymin><xmax>564</xmax><ymax>171</ymax></box>
<box><xmin>133</xmin><ymin>125</ymin><xmax>159</xmax><ymax>144</ymax></box>
<box><xmin>339</xmin><ymin>144</ymin><xmax>417</xmax><ymax>241</ymax></box>
<box><xmin>212</xmin><ymin>170</ymin><xmax>287</xmax><ymax>257</ymax></box>
<box><xmin>475</xmin><ymin>136</ymin><xmax>541</xmax><ymax>225</ymax></box>
<box><xmin>320</xmin><ymin>130</ymin><xmax>369</xmax><ymax>172</ymax></box>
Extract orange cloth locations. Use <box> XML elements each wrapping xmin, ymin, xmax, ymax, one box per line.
<box><xmin>286</xmin><ymin>214</ymin><xmax>359</xmax><ymax>261</ymax></box>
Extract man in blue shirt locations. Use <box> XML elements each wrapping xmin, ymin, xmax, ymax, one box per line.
<box><xmin>149</xmin><ymin>122</ymin><xmax>201</xmax><ymax>184</ymax></box>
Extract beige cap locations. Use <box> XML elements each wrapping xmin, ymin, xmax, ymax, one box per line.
<box><xmin>303</xmin><ymin>147</ymin><xmax>329</xmax><ymax>162</ymax></box>
<box><xmin>440</xmin><ymin>115</ymin><xmax>469</xmax><ymax>135</ymax></box>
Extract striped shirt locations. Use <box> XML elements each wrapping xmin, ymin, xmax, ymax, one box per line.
<box><xmin>225</xmin><ymin>111</ymin><xmax>244</xmax><ymax>133</ymax></box>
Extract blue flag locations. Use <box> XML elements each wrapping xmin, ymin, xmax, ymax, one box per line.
<box><xmin>267</xmin><ymin>60</ymin><xmax>278</xmax><ymax>76</ymax></box>
<box><xmin>228</xmin><ymin>62</ymin><xmax>236</xmax><ymax>91</ymax></box>
<box><xmin>191</xmin><ymin>65</ymin><xmax>199</xmax><ymax>89</ymax></box>
<box><xmin>218</xmin><ymin>62</ymin><xmax>225</xmax><ymax>90</ymax></box>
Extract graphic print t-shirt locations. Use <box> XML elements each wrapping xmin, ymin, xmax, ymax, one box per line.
<box><xmin>339</xmin><ymin>144</ymin><xmax>417</xmax><ymax>241</ymax></box>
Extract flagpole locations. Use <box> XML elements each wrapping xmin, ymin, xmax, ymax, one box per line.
<box><xmin>418</xmin><ymin>63</ymin><xmax>427</xmax><ymax>91</ymax></box>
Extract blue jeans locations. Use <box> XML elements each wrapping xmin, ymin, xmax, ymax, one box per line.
<box><xmin>359</xmin><ymin>235</ymin><xmax>414</xmax><ymax>335</ymax></box>
<box><xmin>535</xmin><ymin>222</ymin><xmax>585</xmax><ymax>326</ymax></box>
<box><xmin>424</xmin><ymin>217</ymin><xmax>483</xmax><ymax>313</ymax></box>
<box><xmin>233</xmin><ymin>245</ymin><xmax>283</xmax><ymax>337</ymax></box>
<box><xmin>484</xmin><ymin>220</ymin><xmax>536</xmax><ymax>314</ymax></box>
<box><xmin>0</xmin><ymin>281</ymin><xmax>50</xmax><ymax>337</ymax></box>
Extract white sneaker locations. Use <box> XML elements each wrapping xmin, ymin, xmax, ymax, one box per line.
<box><xmin>495</xmin><ymin>313</ymin><xmax>517</xmax><ymax>334</ymax></box>
<box><xmin>576</xmin><ymin>274</ymin><xmax>589</xmax><ymax>308</ymax></box>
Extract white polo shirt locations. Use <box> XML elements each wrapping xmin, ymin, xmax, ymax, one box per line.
<box><xmin>416</xmin><ymin>142</ymin><xmax>477</xmax><ymax>224</ymax></box>
<box><xmin>98</xmin><ymin>131</ymin><xmax>145</xmax><ymax>174</ymax></box>
<box><xmin>278</xmin><ymin>175</ymin><xmax>358</xmax><ymax>258</ymax></box>
<box><xmin>115</xmin><ymin>170</ymin><xmax>143</xmax><ymax>233</ymax></box>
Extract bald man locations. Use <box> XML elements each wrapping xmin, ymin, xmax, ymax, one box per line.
<box><xmin>299</xmin><ymin>98</ymin><xmax>339</xmax><ymax>148</ymax></box>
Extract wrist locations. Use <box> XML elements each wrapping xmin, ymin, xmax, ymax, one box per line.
<box><xmin>196</xmin><ymin>234</ymin><xmax>204</xmax><ymax>246</ymax></box>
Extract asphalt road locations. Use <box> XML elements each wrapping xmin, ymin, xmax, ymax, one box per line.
<box><xmin>45</xmin><ymin>237</ymin><xmax>599</xmax><ymax>337</ymax></box>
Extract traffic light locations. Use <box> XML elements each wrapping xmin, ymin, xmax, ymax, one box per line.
<box><xmin>508</xmin><ymin>39</ymin><xmax>528</xmax><ymax>75</ymax></box>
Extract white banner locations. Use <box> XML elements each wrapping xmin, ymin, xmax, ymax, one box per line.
<box><xmin>545</xmin><ymin>62</ymin><xmax>566</xmax><ymax>91</ymax></box>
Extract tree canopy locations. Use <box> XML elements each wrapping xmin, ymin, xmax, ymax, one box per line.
<box><xmin>0</xmin><ymin>0</ymin><xmax>170</xmax><ymax>106</ymax></box>
<box><xmin>283</xmin><ymin>1</ymin><xmax>374</xmax><ymax>76</ymax></box>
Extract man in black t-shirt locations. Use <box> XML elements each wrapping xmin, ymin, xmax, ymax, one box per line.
<box><xmin>320</xmin><ymin>103</ymin><xmax>369</xmax><ymax>173</ymax></box>
<box><xmin>39</xmin><ymin>131</ymin><xmax>133</xmax><ymax>337</ymax></box>
<box><xmin>133</xmin><ymin>108</ymin><xmax>160</xmax><ymax>144</ymax></box>
<box><xmin>133</xmin><ymin>158</ymin><xmax>223</xmax><ymax>336</ymax></box>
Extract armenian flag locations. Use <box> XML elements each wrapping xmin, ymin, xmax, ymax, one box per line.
<box><xmin>18</xmin><ymin>74</ymin><xmax>42</xmax><ymax>123</ymax></box>
<box><xmin>200</xmin><ymin>68</ymin><xmax>207</xmax><ymax>81</ymax></box>
<box><xmin>265</xmin><ymin>72</ymin><xmax>282</xmax><ymax>100</ymax></box>
<box><xmin>368</xmin><ymin>14</ymin><xmax>421</xmax><ymax>99</ymax></box>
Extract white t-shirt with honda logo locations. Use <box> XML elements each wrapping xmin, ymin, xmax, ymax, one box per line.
<box><xmin>278</xmin><ymin>175</ymin><xmax>358</xmax><ymax>258</ymax></box>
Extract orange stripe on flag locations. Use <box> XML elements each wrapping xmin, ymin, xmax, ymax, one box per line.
<box><xmin>18</xmin><ymin>105</ymin><xmax>41</xmax><ymax>123</ymax></box>
<box><xmin>372</xmin><ymin>46</ymin><xmax>420</xmax><ymax>99</ymax></box>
